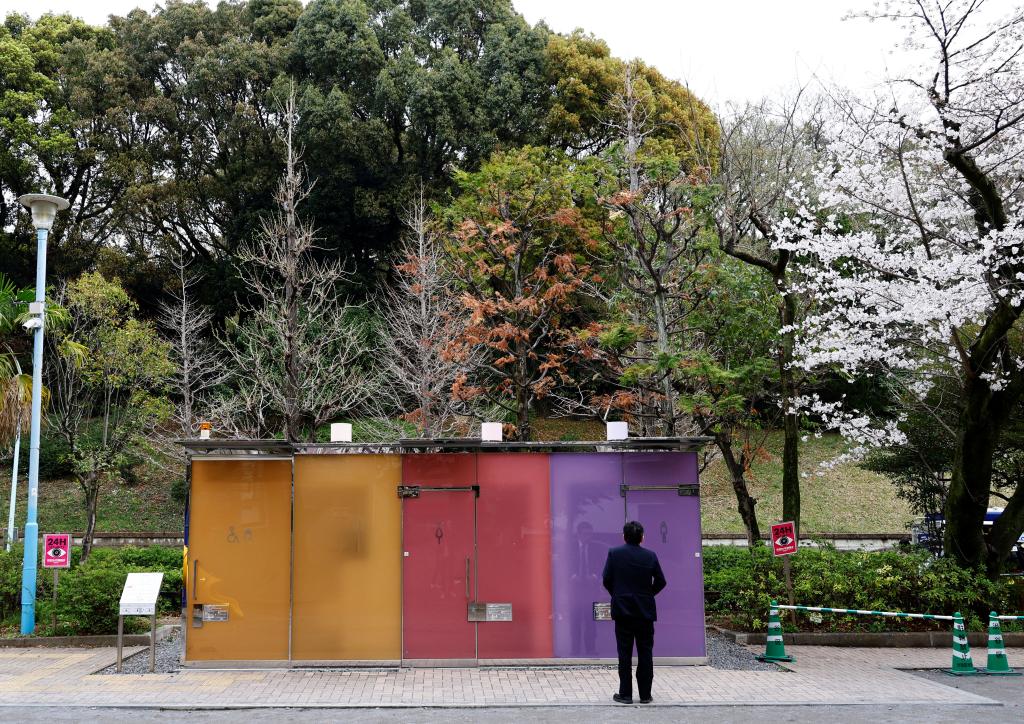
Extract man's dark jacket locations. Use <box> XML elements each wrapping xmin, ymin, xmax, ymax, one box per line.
<box><xmin>601</xmin><ymin>543</ymin><xmax>667</xmax><ymax>621</ymax></box>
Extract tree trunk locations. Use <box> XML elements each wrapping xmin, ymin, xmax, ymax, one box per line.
<box><xmin>779</xmin><ymin>291</ymin><xmax>800</xmax><ymax>535</ymax></box>
<box><xmin>81</xmin><ymin>476</ymin><xmax>99</xmax><ymax>563</ymax></box>
<box><xmin>944</xmin><ymin>371</ymin><xmax>1008</xmax><ymax>572</ymax></box>
<box><xmin>283</xmin><ymin>244</ymin><xmax>299</xmax><ymax>442</ymax></box>
<box><xmin>515</xmin><ymin>379</ymin><xmax>531</xmax><ymax>442</ymax></box>
<box><xmin>717</xmin><ymin>433</ymin><xmax>761</xmax><ymax>547</ymax></box>
<box><xmin>652</xmin><ymin>288</ymin><xmax>676</xmax><ymax>436</ymax></box>
<box><xmin>282</xmin><ymin>107</ymin><xmax>301</xmax><ymax>443</ymax></box>
<box><xmin>988</xmin><ymin>482</ymin><xmax>1024</xmax><ymax>571</ymax></box>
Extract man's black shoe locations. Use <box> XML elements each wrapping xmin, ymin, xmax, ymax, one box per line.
<box><xmin>639</xmin><ymin>696</ymin><xmax>653</xmax><ymax>704</ymax></box>
<box><xmin>612</xmin><ymin>693</ymin><xmax>633</xmax><ymax>704</ymax></box>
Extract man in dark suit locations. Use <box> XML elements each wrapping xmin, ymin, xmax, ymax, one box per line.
<box><xmin>602</xmin><ymin>520</ymin><xmax>666</xmax><ymax>704</ymax></box>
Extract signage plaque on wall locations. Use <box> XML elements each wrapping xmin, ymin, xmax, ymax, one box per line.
<box><xmin>593</xmin><ymin>602</ymin><xmax>612</xmax><ymax>621</ymax></box>
<box><xmin>202</xmin><ymin>604</ymin><xmax>230</xmax><ymax>622</ymax></box>
<box><xmin>467</xmin><ymin>602</ymin><xmax>513</xmax><ymax>622</ymax></box>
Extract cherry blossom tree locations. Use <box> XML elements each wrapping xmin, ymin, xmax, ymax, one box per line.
<box><xmin>784</xmin><ymin>0</ymin><xmax>1024</xmax><ymax>572</ymax></box>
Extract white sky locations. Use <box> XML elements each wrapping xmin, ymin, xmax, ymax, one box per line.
<box><xmin>5</xmin><ymin>0</ymin><xmax>909</xmax><ymax>105</ymax></box>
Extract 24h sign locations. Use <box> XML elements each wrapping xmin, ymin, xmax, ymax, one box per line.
<box><xmin>770</xmin><ymin>521</ymin><xmax>797</xmax><ymax>556</ymax></box>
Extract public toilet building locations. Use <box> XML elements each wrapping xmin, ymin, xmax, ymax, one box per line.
<box><xmin>181</xmin><ymin>435</ymin><xmax>709</xmax><ymax>666</ymax></box>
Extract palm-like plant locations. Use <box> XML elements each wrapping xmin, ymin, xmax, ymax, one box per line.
<box><xmin>0</xmin><ymin>275</ymin><xmax>34</xmax><ymax>448</ymax></box>
<box><xmin>1</xmin><ymin>274</ymin><xmax>73</xmax><ymax>550</ymax></box>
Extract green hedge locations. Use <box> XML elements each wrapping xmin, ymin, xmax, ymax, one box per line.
<box><xmin>703</xmin><ymin>545</ymin><xmax>1024</xmax><ymax>633</ymax></box>
<box><xmin>5</xmin><ymin>543</ymin><xmax>1024</xmax><ymax>637</ymax></box>
<box><xmin>0</xmin><ymin>545</ymin><xmax>182</xmax><ymax>637</ymax></box>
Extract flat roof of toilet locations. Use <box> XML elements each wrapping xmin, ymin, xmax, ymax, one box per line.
<box><xmin>179</xmin><ymin>436</ymin><xmax>713</xmax><ymax>456</ymax></box>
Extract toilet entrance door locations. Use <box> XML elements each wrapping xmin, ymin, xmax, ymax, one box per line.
<box><xmin>622</xmin><ymin>484</ymin><xmax>706</xmax><ymax>657</ymax></box>
<box><xmin>400</xmin><ymin>485</ymin><xmax>478</xmax><ymax>661</ymax></box>
<box><xmin>185</xmin><ymin>459</ymin><xmax>292</xmax><ymax>661</ymax></box>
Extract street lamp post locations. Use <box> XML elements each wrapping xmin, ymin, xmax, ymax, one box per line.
<box><xmin>17</xmin><ymin>193</ymin><xmax>69</xmax><ymax>635</ymax></box>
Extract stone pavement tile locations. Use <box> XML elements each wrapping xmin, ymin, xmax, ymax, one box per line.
<box><xmin>0</xmin><ymin>645</ymin><xmax>1009</xmax><ymax>708</ymax></box>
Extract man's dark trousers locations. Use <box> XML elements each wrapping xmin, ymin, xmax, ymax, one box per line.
<box><xmin>614</xmin><ymin>616</ymin><xmax>654</xmax><ymax>700</ymax></box>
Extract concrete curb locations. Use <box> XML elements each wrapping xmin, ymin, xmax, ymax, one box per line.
<box><xmin>0</xmin><ymin>624</ymin><xmax>178</xmax><ymax>648</ymax></box>
<box><xmin>712</xmin><ymin>625</ymin><xmax>1024</xmax><ymax>648</ymax></box>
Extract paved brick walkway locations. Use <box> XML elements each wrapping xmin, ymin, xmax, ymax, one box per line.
<box><xmin>0</xmin><ymin>646</ymin><xmax>1014</xmax><ymax>708</ymax></box>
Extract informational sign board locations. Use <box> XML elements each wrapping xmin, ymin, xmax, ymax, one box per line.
<box><xmin>119</xmin><ymin>572</ymin><xmax>164</xmax><ymax>616</ymax></box>
<box><xmin>593</xmin><ymin>602</ymin><xmax>612</xmax><ymax>621</ymax></box>
<box><xmin>771</xmin><ymin>521</ymin><xmax>798</xmax><ymax>556</ymax></box>
<box><xmin>42</xmin><ymin>533</ymin><xmax>71</xmax><ymax>568</ymax></box>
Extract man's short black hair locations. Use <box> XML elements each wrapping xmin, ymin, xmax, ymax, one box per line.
<box><xmin>623</xmin><ymin>520</ymin><xmax>644</xmax><ymax>545</ymax></box>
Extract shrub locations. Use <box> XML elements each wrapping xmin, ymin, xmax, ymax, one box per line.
<box><xmin>170</xmin><ymin>475</ymin><xmax>188</xmax><ymax>503</ymax></box>
<box><xmin>37</xmin><ymin>426</ymin><xmax>75</xmax><ymax>480</ymax></box>
<box><xmin>0</xmin><ymin>545</ymin><xmax>22</xmax><ymax>622</ymax></box>
<box><xmin>0</xmin><ymin>545</ymin><xmax>182</xmax><ymax>637</ymax></box>
<box><xmin>703</xmin><ymin>545</ymin><xmax>1023</xmax><ymax>633</ymax></box>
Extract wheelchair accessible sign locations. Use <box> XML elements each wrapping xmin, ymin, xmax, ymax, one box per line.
<box><xmin>770</xmin><ymin>521</ymin><xmax>798</xmax><ymax>556</ymax></box>
<box><xmin>43</xmin><ymin>532</ymin><xmax>71</xmax><ymax>568</ymax></box>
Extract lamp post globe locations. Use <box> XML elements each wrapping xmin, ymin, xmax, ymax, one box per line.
<box><xmin>16</xmin><ymin>192</ymin><xmax>70</xmax><ymax>634</ymax></box>
<box><xmin>18</xmin><ymin>194</ymin><xmax>70</xmax><ymax>230</ymax></box>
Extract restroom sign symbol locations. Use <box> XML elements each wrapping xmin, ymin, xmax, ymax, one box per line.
<box><xmin>43</xmin><ymin>533</ymin><xmax>71</xmax><ymax>568</ymax></box>
<box><xmin>770</xmin><ymin>521</ymin><xmax>797</xmax><ymax>556</ymax></box>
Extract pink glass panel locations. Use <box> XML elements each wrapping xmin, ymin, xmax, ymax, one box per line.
<box><xmin>476</xmin><ymin>453</ymin><xmax>553</xmax><ymax>658</ymax></box>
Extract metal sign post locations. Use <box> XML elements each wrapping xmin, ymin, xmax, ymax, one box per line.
<box><xmin>41</xmin><ymin>533</ymin><xmax>70</xmax><ymax>635</ymax></box>
<box><xmin>52</xmin><ymin>569</ymin><xmax>57</xmax><ymax>635</ymax></box>
<box><xmin>116</xmin><ymin>572</ymin><xmax>164</xmax><ymax>673</ymax></box>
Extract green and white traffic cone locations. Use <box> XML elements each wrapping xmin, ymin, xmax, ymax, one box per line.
<box><xmin>945</xmin><ymin>612</ymin><xmax>981</xmax><ymax>676</ymax></box>
<box><xmin>756</xmin><ymin>600</ymin><xmax>794</xmax><ymax>663</ymax></box>
<box><xmin>983</xmin><ymin>612</ymin><xmax>1020</xmax><ymax>676</ymax></box>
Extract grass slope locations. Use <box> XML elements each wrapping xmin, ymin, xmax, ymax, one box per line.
<box><xmin>700</xmin><ymin>432</ymin><xmax>913</xmax><ymax>534</ymax></box>
<box><xmin>6</xmin><ymin>467</ymin><xmax>184</xmax><ymax>534</ymax></box>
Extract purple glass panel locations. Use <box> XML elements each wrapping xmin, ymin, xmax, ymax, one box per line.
<box><xmin>622</xmin><ymin>450</ymin><xmax>698</xmax><ymax>485</ymax></box>
<box><xmin>550</xmin><ymin>453</ymin><xmax>621</xmax><ymax>658</ymax></box>
<box><xmin>624</xmin><ymin>452</ymin><xmax>705</xmax><ymax>658</ymax></box>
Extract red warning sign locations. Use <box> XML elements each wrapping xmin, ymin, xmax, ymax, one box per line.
<box><xmin>770</xmin><ymin>521</ymin><xmax>797</xmax><ymax>556</ymax></box>
<box><xmin>43</xmin><ymin>533</ymin><xmax>71</xmax><ymax>568</ymax></box>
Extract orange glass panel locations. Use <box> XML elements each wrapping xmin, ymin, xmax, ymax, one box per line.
<box><xmin>292</xmin><ymin>454</ymin><xmax>402</xmax><ymax>660</ymax></box>
<box><xmin>186</xmin><ymin>459</ymin><xmax>291</xmax><ymax>661</ymax></box>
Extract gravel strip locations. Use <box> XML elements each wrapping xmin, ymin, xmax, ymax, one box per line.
<box><xmin>98</xmin><ymin>627</ymin><xmax>183</xmax><ymax>675</ymax></box>
<box><xmin>100</xmin><ymin>627</ymin><xmax>777</xmax><ymax>674</ymax></box>
<box><xmin>705</xmin><ymin>629</ymin><xmax>780</xmax><ymax>671</ymax></box>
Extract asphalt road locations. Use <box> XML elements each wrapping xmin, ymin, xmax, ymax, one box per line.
<box><xmin>1</xmin><ymin>700</ymin><xmax>1020</xmax><ymax>723</ymax></box>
